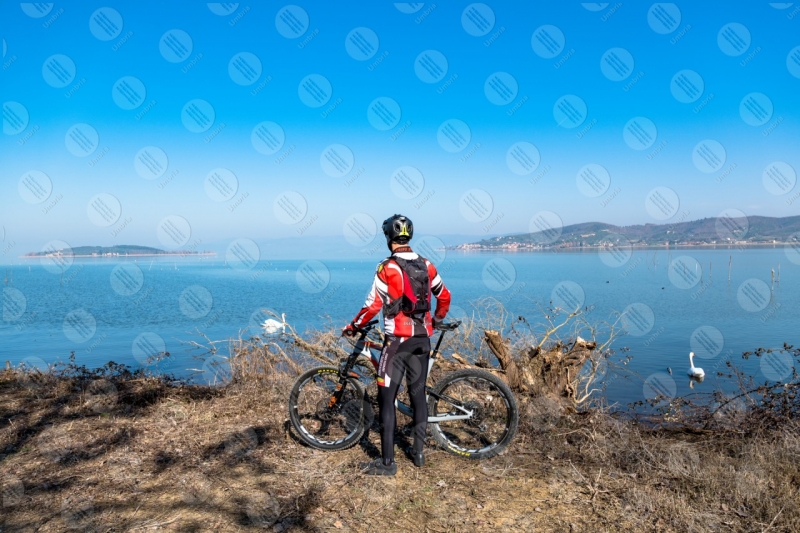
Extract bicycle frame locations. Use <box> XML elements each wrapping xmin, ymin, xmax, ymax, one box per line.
<box><xmin>337</xmin><ymin>321</ymin><xmax>474</xmax><ymax>423</ymax></box>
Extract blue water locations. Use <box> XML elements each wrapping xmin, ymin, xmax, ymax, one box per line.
<box><xmin>1</xmin><ymin>248</ymin><xmax>797</xmax><ymax>406</ymax></box>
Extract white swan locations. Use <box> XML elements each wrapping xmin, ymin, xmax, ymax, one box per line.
<box><xmin>262</xmin><ymin>313</ymin><xmax>286</xmax><ymax>335</ymax></box>
<box><xmin>687</xmin><ymin>351</ymin><xmax>705</xmax><ymax>380</ymax></box>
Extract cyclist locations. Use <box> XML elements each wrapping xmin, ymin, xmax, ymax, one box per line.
<box><xmin>343</xmin><ymin>214</ymin><xmax>451</xmax><ymax>476</ymax></box>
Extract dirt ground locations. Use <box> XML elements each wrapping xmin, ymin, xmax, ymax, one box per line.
<box><xmin>1</xmin><ymin>370</ymin><xmax>796</xmax><ymax>532</ymax></box>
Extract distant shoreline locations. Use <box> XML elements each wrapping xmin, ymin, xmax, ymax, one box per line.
<box><xmin>20</xmin><ymin>252</ymin><xmax>218</xmax><ymax>259</ymax></box>
<box><xmin>451</xmin><ymin>242</ymin><xmax>793</xmax><ymax>253</ymax></box>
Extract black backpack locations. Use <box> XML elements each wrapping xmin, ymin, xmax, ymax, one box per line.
<box><xmin>383</xmin><ymin>256</ymin><xmax>431</xmax><ymax>318</ymax></box>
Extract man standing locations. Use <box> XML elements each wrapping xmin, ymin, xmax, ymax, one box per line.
<box><xmin>343</xmin><ymin>214</ymin><xmax>451</xmax><ymax>476</ymax></box>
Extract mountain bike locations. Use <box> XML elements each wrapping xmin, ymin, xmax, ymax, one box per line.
<box><xmin>287</xmin><ymin>319</ymin><xmax>519</xmax><ymax>460</ymax></box>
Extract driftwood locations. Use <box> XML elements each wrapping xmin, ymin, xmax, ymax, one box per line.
<box><xmin>483</xmin><ymin>330</ymin><xmax>596</xmax><ymax>402</ymax></box>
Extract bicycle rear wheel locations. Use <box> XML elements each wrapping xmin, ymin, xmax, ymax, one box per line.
<box><xmin>288</xmin><ymin>367</ymin><xmax>368</xmax><ymax>451</ymax></box>
<box><xmin>428</xmin><ymin>369</ymin><xmax>519</xmax><ymax>460</ymax></box>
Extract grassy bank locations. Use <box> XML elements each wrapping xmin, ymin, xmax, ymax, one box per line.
<box><xmin>2</xmin><ymin>311</ymin><xmax>800</xmax><ymax>531</ymax></box>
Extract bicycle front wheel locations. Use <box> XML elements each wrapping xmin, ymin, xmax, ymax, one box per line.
<box><xmin>428</xmin><ymin>369</ymin><xmax>519</xmax><ymax>460</ymax></box>
<box><xmin>288</xmin><ymin>367</ymin><xmax>368</xmax><ymax>451</ymax></box>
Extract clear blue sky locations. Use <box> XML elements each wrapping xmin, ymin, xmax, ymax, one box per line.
<box><xmin>2</xmin><ymin>2</ymin><xmax>799</xmax><ymax>257</ymax></box>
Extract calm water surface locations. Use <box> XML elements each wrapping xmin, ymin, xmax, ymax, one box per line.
<box><xmin>1</xmin><ymin>248</ymin><xmax>797</xmax><ymax>406</ymax></box>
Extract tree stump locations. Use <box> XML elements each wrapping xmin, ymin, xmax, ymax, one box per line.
<box><xmin>483</xmin><ymin>330</ymin><xmax>596</xmax><ymax>402</ymax></box>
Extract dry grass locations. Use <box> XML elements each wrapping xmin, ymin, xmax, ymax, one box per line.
<box><xmin>2</xmin><ymin>311</ymin><xmax>800</xmax><ymax>532</ymax></box>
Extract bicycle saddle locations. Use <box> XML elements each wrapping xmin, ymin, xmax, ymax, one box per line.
<box><xmin>434</xmin><ymin>320</ymin><xmax>461</xmax><ymax>331</ymax></box>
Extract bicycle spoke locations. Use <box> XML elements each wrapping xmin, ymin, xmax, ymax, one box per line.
<box><xmin>432</xmin><ymin>376</ymin><xmax>512</xmax><ymax>454</ymax></box>
<box><xmin>293</xmin><ymin>373</ymin><xmax>362</xmax><ymax>445</ymax></box>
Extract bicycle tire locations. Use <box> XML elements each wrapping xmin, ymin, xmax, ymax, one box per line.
<box><xmin>288</xmin><ymin>366</ymin><xmax>369</xmax><ymax>451</ymax></box>
<box><xmin>427</xmin><ymin>368</ymin><xmax>519</xmax><ymax>460</ymax></box>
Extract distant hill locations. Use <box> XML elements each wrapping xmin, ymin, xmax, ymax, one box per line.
<box><xmin>456</xmin><ymin>216</ymin><xmax>800</xmax><ymax>250</ymax></box>
<box><xmin>24</xmin><ymin>245</ymin><xmax>214</xmax><ymax>257</ymax></box>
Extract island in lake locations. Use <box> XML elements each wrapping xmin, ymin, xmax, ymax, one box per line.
<box><xmin>22</xmin><ymin>245</ymin><xmax>217</xmax><ymax>258</ymax></box>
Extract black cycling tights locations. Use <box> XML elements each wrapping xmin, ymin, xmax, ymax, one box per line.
<box><xmin>376</xmin><ymin>335</ymin><xmax>431</xmax><ymax>464</ymax></box>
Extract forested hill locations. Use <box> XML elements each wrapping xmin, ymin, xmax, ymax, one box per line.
<box><xmin>457</xmin><ymin>215</ymin><xmax>800</xmax><ymax>250</ymax></box>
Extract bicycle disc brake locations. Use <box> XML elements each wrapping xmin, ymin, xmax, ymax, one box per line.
<box><xmin>463</xmin><ymin>401</ymin><xmax>484</xmax><ymax>427</ymax></box>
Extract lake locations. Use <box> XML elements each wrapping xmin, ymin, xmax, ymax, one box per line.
<box><xmin>1</xmin><ymin>247</ymin><xmax>797</xmax><ymax>407</ymax></box>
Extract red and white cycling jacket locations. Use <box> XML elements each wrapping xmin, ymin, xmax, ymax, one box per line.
<box><xmin>351</xmin><ymin>246</ymin><xmax>451</xmax><ymax>338</ymax></box>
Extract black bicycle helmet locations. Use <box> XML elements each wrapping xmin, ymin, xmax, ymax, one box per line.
<box><xmin>382</xmin><ymin>214</ymin><xmax>413</xmax><ymax>249</ymax></box>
